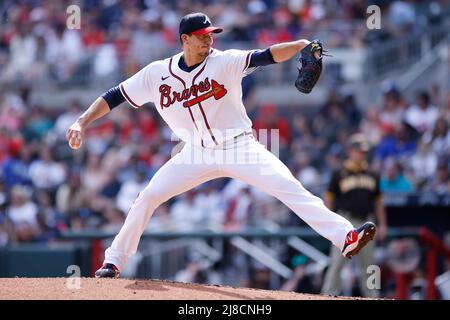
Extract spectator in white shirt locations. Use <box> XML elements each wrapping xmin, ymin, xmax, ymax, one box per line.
<box><xmin>408</xmin><ymin>141</ymin><xmax>437</xmax><ymax>187</ymax></box>
<box><xmin>45</xmin><ymin>23</ymin><xmax>83</xmax><ymax>81</ymax></box>
<box><xmin>194</xmin><ymin>184</ymin><xmax>226</xmax><ymax>230</ymax></box>
<box><xmin>422</xmin><ymin>118</ymin><xmax>450</xmax><ymax>158</ymax></box>
<box><xmin>7</xmin><ymin>185</ymin><xmax>39</xmax><ymax>242</ymax></box>
<box><xmin>1</xmin><ymin>25</ymin><xmax>37</xmax><ymax>83</ymax></box>
<box><xmin>29</xmin><ymin>147</ymin><xmax>66</xmax><ymax>191</ymax></box>
<box><xmin>170</xmin><ymin>190</ymin><xmax>204</xmax><ymax>231</ymax></box>
<box><xmin>116</xmin><ymin>168</ymin><xmax>149</xmax><ymax>214</ymax></box>
<box><xmin>405</xmin><ymin>91</ymin><xmax>438</xmax><ymax>133</ymax></box>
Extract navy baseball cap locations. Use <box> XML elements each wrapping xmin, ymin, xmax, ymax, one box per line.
<box><xmin>179</xmin><ymin>12</ymin><xmax>223</xmax><ymax>37</ymax></box>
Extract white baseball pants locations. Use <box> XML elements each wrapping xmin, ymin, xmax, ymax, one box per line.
<box><xmin>104</xmin><ymin>134</ymin><xmax>354</xmax><ymax>270</ymax></box>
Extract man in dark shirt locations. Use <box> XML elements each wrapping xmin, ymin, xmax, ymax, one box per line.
<box><xmin>321</xmin><ymin>134</ymin><xmax>387</xmax><ymax>297</ymax></box>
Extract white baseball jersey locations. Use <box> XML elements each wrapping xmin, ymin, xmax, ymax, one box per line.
<box><xmin>119</xmin><ymin>48</ymin><xmax>256</xmax><ymax>147</ymax></box>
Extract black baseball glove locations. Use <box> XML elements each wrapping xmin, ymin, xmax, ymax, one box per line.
<box><xmin>295</xmin><ymin>39</ymin><xmax>329</xmax><ymax>94</ymax></box>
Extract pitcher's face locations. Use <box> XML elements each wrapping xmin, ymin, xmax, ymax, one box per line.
<box><xmin>183</xmin><ymin>33</ymin><xmax>214</xmax><ymax>58</ymax></box>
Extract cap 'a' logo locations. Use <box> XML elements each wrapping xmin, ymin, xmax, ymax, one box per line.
<box><xmin>203</xmin><ymin>16</ymin><xmax>211</xmax><ymax>25</ymax></box>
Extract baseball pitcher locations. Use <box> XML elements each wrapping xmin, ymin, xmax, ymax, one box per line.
<box><xmin>66</xmin><ymin>13</ymin><xmax>376</xmax><ymax>278</ymax></box>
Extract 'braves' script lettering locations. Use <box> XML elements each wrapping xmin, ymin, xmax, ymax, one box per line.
<box><xmin>159</xmin><ymin>78</ymin><xmax>215</xmax><ymax>109</ymax></box>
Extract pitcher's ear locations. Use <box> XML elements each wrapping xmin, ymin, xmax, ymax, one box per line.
<box><xmin>180</xmin><ymin>33</ymin><xmax>191</xmax><ymax>45</ymax></box>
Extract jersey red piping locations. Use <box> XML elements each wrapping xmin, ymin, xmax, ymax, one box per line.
<box><xmin>168</xmin><ymin>57</ymin><xmax>187</xmax><ymax>88</ymax></box>
<box><xmin>191</xmin><ymin>60</ymin><xmax>219</xmax><ymax>145</ymax></box>
<box><xmin>169</xmin><ymin>56</ymin><xmax>204</xmax><ymax>147</ymax></box>
<box><xmin>244</xmin><ymin>51</ymin><xmax>252</xmax><ymax>72</ymax></box>
<box><xmin>119</xmin><ymin>84</ymin><xmax>140</xmax><ymax>109</ymax></box>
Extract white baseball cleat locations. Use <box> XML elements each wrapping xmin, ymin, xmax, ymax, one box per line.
<box><xmin>341</xmin><ymin>222</ymin><xmax>377</xmax><ymax>259</ymax></box>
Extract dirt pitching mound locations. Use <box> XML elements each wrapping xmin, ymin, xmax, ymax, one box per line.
<box><xmin>0</xmin><ymin>278</ymin><xmax>370</xmax><ymax>300</ymax></box>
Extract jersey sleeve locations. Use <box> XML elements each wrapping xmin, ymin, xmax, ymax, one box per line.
<box><xmin>249</xmin><ymin>48</ymin><xmax>276</xmax><ymax>67</ymax></box>
<box><xmin>223</xmin><ymin>49</ymin><xmax>257</xmax><ymax>78</ymax></box>
<box><xmin>119</xmin><ymin>63</ymin><xmax>155</xmax><ymax>108</ymax></box>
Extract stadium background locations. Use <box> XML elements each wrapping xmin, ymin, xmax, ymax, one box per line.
<box><xmin>0</xmin><ymin>0</ymin><xmax>449</xmax><ymax>299</ymax></box>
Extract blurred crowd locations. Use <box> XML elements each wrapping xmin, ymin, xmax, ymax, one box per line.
<box><xmin>1</xmin><ymin>0</ymin><xmax>448</xmax><ymax>88</ymax></box>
